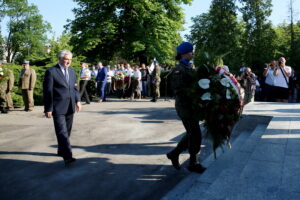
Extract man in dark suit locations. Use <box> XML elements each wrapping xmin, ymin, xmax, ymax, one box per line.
<box><xmin>95</xmin><ymin>62</ymin><xmax>107</xmax><ymax>102</ymax></box>
<box><xmin>43</xmin><ymin>50</ymin><xmax>81</xmax><ymax>166</ymax></box>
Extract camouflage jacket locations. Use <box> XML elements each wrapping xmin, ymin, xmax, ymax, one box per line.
<box><xmin>171</xmin><ymin>61</ymin><xmax>195</xmax><ymax>119</ymax></box>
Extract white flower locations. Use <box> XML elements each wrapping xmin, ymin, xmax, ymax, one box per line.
<box><xmin>0</xmin><ymin>67</ymin><xmax>3</xmax><ymax>72</ymax></box>
<box><xmin>226</xmin><ymin>89</ymin><xmax>231</xmax><ymax>99</ymax></box>
<box><xmin>198</xmin><ymin>79</ymin><xmax>210</xmax><ymax>89</ymax></box>
<box><xmin>0</xmin><ymin>72</ymin><xmax>3</xmax><ymax>76</ymax></box>
<box><xmin>201</xmin><ymin>92</ymin><xmax>211</xmax><ymax>100</ymax></box>
<box><xmin>220</xmin><ymin>78</ymin><xmax>230</xmax><ymax>87</ymax></box>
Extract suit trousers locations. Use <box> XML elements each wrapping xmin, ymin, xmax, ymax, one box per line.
<box><xmin>79</xmin><ymin>80</ymin><xmax>90</xmax><ymax>103</ymax></box>
<box><xmin>98</xmin><ymin>81</ymin><xmax>107</xmax><ymax>100</ymax></box>
<box><xmin>172</xmin><ymin>119</ymin><xmax>202</xmax><ymax>162</ymax></box>
<box><xmin>53</xmin><ymin>102</ymin><xmax>74</xmax><ymax>160</ymax></box>
<box><xmin>22</xmin><ymin>89</ymin><xmax>34</xmax><ymax>110</ymax></box>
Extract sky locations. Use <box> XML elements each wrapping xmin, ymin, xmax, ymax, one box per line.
<box><xmin>2</xmin><ymin>0</ymin><xmax>300</xmax><ymax>39</ymax></box>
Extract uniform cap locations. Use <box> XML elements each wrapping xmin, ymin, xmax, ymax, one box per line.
<box><xmin>23</xmin><ymin>61</ymin><xmax>30</xmax><ymax>65</ymax></box>
<box><xmin>176</xmin><ymin>42</ymin><xmax>193</xmax><ymax>55</ymax></box>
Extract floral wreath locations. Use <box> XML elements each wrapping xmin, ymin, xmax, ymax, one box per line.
<box><xmin>191</xmin><ymin>64</ymin><xmax>244</xmax><ymax>158</ymax></box>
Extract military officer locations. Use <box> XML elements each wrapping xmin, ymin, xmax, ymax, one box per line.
<box><xmin>166</xmin><ymin>42</ymin><xmax>206</xmax><ymax>173</ymax></box>
<box><xmin>5</xmin><ymin>67</ymin><xmax>14</xmax><ymax>110</ymax></box>
<box><xmin>0</xmin><ymin>60</ymin><xmax>8</xmax><ymax>114</ymax></box>
<box><xmin>150</xmin><ymin>60</ymin><xmax>161</xmax><ymax>102</ymax></box>
<box><xmin>19</xmin><ymin>61</ymin><xmax>36</xmax><ymax>111</ymax></box>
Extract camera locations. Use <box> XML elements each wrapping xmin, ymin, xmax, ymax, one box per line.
<box><xmin>278</xmin><ymin>61</ymin><xmax>282</xmax><ymax>65</ymax></box>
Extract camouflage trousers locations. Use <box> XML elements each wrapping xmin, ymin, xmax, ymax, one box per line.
<box><xmin>151</xmin><ymin>81</ymin><xmax>160</xmax><ymax>99</ymax></box>
<box><xmin>5</xmin><ymin>92</ymin><xmax>14</xmax><ymax>109</ymax></box>
<box><xmin>0</xmin><ymin>82</ymin><xmax>7</xmax><ymax>109</ymax></box>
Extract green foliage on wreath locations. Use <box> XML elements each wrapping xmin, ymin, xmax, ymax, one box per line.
<box><xmin>189</xmin><ymin>53</ymin><xmax>243</xmax><ymax>157</ymax></box>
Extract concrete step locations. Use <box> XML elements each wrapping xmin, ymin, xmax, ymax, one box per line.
<box><xmin>162</xmin><ymin>124</ymin><xmax>268</xmax><ymax>200</ymax></box>
<box><xmin>182</xmin><ymin>124</ymin><xmax>269</xmax><ymax>200</ymax></box>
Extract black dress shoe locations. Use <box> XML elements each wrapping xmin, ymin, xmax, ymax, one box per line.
<box><xmin>187</xmin><ymin>164</ymin><xmax>206</xmax><ymax>174</ymax></box>
<box><xmin>64</xmin><ymin>158</ymin><xmax>76</xmax><ymax>167</ymax></box>
<box><xmin>166</xmin><ymin>153</ymin><xmax>180</xmax><ymax>170</ymax></box>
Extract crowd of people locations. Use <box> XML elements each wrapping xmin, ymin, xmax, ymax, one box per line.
<box><xmin>0</xmin><ymin>55</ymin><xmax>298</xmax><ymax>114</ymax></box>
<box><xmin>1</xmin><ymin>46</ymin><xmax>298</xmax><ymax>172</ymax></box>
<box><xmin>78</xmin><ymin>60</ymin><xmax>162</xmax><ymax>104</ymax></box>
<box><xmin>238</xmin><ymin>56</ymin><xmax>296</xmax><ymax>104</ymax></box>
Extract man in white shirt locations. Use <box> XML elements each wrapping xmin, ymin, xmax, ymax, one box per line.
<box><xmin>130</xmin><ymin>65</ymin><xmax>141</xmax><ymax>100</ymax></box>
<box><xmin>106</xmin><ymin>66</ymin><xmax>114</xmax><ymax>96</ymax></box>
<box><xmin>273</xmin><ymin>57</ymin><xmax>291</xmax><ymax>102</ymax></box>
<box><xmin>79</xmin><ymin>62</ymin><xmax>91</xmax><ymax>104</ymax></box>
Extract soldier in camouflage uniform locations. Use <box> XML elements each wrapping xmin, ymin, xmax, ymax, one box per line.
<box><xmin>166</xmin><ymin>42</ymin><xmax>206</xmax><ymax>174</ymax></box>
<box><xmin>0</xmin><ymin>61</ymin><xmax>8</xmax><ymax>113</ymax></box>
<box><xmin>150</xmin><ymin>61</ymin><xmax>161</xmax><ymax>102</ymax></box>
<box><xmin>5</xmin><ymin>68</ymin><xmax>14</xmax><ymax>110</ymax></box>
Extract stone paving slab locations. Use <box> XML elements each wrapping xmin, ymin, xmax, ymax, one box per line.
<box><xmin>251</xmin><ymin>142</ymin><xmax>286</xmax><ymax>163</ymax></box>
<box><xmin>163</xmin><ymin>102</ymin><xmax>300</xmax><ymax>200</ymax></box>
<box><xmin>281</xmin><ymin>155</ymin><xmax>300</xmax><ymax>193</ymax></box>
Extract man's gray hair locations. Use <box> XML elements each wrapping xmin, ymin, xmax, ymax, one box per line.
<box><xmin>58</xmin><ymin>50</ymin><xmax>72</xmax><ymax>58</ymax></box>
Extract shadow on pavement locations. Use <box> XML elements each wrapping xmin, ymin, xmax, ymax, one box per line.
<box><xmin>86</xmin><ymin>107</ymin><xmax>180</xmax><ymax>121</ymax></box>
<box><xmin>0</xmin><ymin>155</ymin><xmax>188</xmax><ymax>200</ymax></box>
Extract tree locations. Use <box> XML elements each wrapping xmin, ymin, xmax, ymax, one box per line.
<box><xmin>188</xmin><ymin>0</ymin><xmax>242</xmax><ymax>71</ymax></box>
<box><xmin>239</xmin><ymin>0</ymin><xmax>277</xmax><ymax>70</ymax></box>
<box><xmin>67</xmin><ymin>0</ymin><xmax>192</xmax><ymax>65</ymax></box>
<box><xmin>288</xmin><ymin>0</ymin><xmax>298</xmax><ymax>68</ymax></box>
<box><xmin>2</xmin><ymin>0</ymin><xmax>51</xmax><ymax>63</ymax></box>
<box><xmin>275</xmin><ymin>21</ymin><xmax>300</xmax><ymax>68</ymax></box>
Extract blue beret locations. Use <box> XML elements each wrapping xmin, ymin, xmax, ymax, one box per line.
<box><xmin>176</xmin><ymin>42</ymin><xmax>193</xmax><ymax>55</ymax></box>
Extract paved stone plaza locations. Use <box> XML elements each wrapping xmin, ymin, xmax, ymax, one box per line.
<box><xmin>0</xmin><ymin>100</ymin><xmax>300</xmax><ymax>200</ymax></box>
<box><xmin>0</xmin><ymin>99</ymin><xmax>200</xmax><ymax>200</ymax></box>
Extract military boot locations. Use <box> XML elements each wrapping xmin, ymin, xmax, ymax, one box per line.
<box><xmin>166</xmin><ymin>151</ymin><xmax>180</xmax><ymax>170</ymax></box>
<box><xmin>188</xmin><ymin>154</ymin><xmax>206</xmax><ymax>174</ymax></box>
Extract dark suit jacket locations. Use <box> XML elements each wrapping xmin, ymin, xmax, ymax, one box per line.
<box><xmin>43</xmin><ymin>64</ymin><xmax>80</xmax><ymax>115</ymax></box>
<box><xmin>96</xmin><ymin>67</ymin><xmax>108</xmax><ymax>82</ymax></box>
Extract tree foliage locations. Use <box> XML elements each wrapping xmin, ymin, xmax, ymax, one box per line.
<box><xmin>239</xmin><ymin>0</ymin><xmax>277</xmax><ymax>70</ymax></box>
<box><xmin>67</xmin><ymin>0</ymin><xmax>192</xmax><ymax>65</ymax></box>
<box><xmin>2</xmin><ymin>0</ymin><xmax>51</xmax><ymax>63</ymax></box>
<box><xmin>188</xmin><ymin>0</ymin><xmax>242</xmax><ymax>71</ymax></box>
<box><xmin>274</xmin><ymin>22</ymin><xmax>300</xmax><ymax>69</ymax></box>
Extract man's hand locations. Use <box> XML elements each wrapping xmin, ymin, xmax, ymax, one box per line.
<box><xmin>76</xmin><ymin>102</ymin><xmax>81</xmax><ymax>113</ymax></box>
<box><xmin>45</xmin><ymin>112</ymin><xmax>52</xmax><ymax>118</ymax></box>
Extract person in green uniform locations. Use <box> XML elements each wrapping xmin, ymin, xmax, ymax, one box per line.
<box><xmin>150</xmin><ymin>60</ymin><xmax>161</xmax><ymax>102</ymax></box>
<box><xmin>5</xmin><ymin>68</ymin><xmax>14</xmax><ymax>110</ymax></box>
<box><xmin>166</xmin><ymin>42</ymin><xmax>206</xmax><ymax>173</ymax></box>
<box><xmin>19</xmin><ymin>61</ymin><xmax>36</xmax><ymax>111</ymax></box>
<box><xmin>0</xmin><ymin>60</ymin><xmax>8</xmax><ymax>114</ymax></box>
